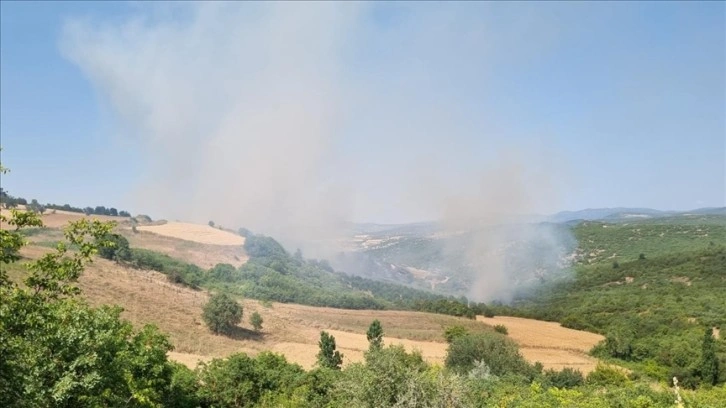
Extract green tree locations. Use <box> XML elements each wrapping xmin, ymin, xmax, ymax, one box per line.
<box><xmin>202</xmin><ymin>293</ymin><xmax>243</xmax><ymax>335</ymax></box>
<box><xmin>97</xmin><ymin>233</ymin><xmax>132</xmax><ymax>263</ymax></box>
<box><xmin>445</xmin><ymin>332</ymin><xmax>530</xmax><ymax>376</ymax></box>
<box><xmin>366</xmin><ymin>319</ymin><xmax>384</xmax><ymax>351</ymax></box>
<box><xmin>317</xmin><ymin>331</ymin><xmax>343</xmax><ymax>370</ymax></box>
<box><xmin>196</xmin><ymin>352</ymin><xmax>303</xmax><ymax>407</ymax></box>
<box><xmin>444</xmin><ymin>325</ymin><xmax>469</xmax><ymax>343</ymax></box>
<box><xmin>209</xmin><ymin>263</ymin><xmax>237</xmax><ymax>282</ymax></box>
<box><xmin>250</xmin><ymin>311</ymin><xmax>263</xmax><ymax>331</ymax></box>
<box><xmin>0</xmin><ymin>208</ymin><xmax>181</xmax><ymax>407</ymax></box>
<box><xmin>700</xmin><ymin>327</ymin><xmax>719</xmax><ymax>385</ymax></box>
<box><xmin>28</xmin><ymin>198</ymin><xmax>45</xmax><ymax>214</ymax></box>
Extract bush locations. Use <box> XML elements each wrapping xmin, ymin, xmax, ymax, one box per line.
<box><xmin>443</xmin><ymin>325</ymin><xmax>469</xmax><ymax>343</ymax></box>
<box><xmin>493</xmin><ymin>324</ymin><xmax>508</xmax><ymax>335</ymax></box>
<box><xmin>250</xmin><ymin>311</ymin><xmax>263</xmax><ymax>332</ymax></box>
<box><xmin>586</xmin><ymin>364</ymin><xmax>630</xmax><ymax>387</ymax></box>
<box><xmin>543</xmin><ymin>367</ymin><xmax>584</xmax><ymax>389</ymax></box>
<box><xmin>196</xmin><ymin>352</ymin><xmax>304</xmax><ymax>407</ymax></box>
<box><xmin>97</xmin><ymin>233</ymin><xmax>131</xmax><ymax>263</ymax></box>
<box><xmin>445</xmin><ymin>332</ymin><xmax>530</xmax><ymax>376</ymax></box>
<box><xmin>202</xmin><ymin>293</ymin><xmax>243</xmax><ymax>335</ymax></box>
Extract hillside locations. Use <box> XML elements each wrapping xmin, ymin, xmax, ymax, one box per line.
<box><xmin>8</xmin><ymin>231</ymin><xmax>607</xmax><ymax>375</ymax></box>
<box><xmin>5</xmin><ymin>206</ymin><xmax>726</xmax><ymax>406</ymax></box>
<box><xmin>500</xmin><ymin>244</ymin><xmax>726</xmax><ymax>386</ymax></box>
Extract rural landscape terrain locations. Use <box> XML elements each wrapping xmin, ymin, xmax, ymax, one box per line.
<box><xmin>1</xmin><ymin>192</ymin><xmax>725</xmax><ymax>406</ymax></box>
<box><xmin>2</xmin><ymin>1</ymin><xmax>724</xmax><ymax>407</ymax></box>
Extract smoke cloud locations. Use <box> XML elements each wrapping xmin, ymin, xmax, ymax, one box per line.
<box><xmin>62</xmin><ymin>2</ymin><xmax>575</xmax><ymax>299</ymax></box>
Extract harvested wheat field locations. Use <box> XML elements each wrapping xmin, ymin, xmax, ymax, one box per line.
<box><xmin>125</xmin><ymin>230</ymin><xmax>248</xmax><ymax>269</ymax></box>
<box><xmin>477</xmin><ymin>316</ymin><xmax>604</xmax><ymax>373</ymax></box>
<box><xmin>137</xmin><ymin>222</ymin><xmax>245</xmax><ymax>246</ymax></box>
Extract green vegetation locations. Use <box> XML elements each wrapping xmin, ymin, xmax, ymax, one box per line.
<box><xmin>1</xmin><ymin>208</ymin><xmax>183</xmax><ymax>406</ymax></box>
<box><xmin>573</xmin><ymin>220</ymin><xmax>726</xmax><ymax>265</ymax></box>
<box><xmin>2</xmin><ymin>208</ymin><xmax>724</xmax><ymax>406</ymax></box>
<box><xmin>97</xmin><ymin>233</ymin><xmax>132</xmax><ymax>263</ymax></box>
<box><xmin>317</xmin><ymin>331</ymin><xmax>343</xmax><ymax>370</ymax></box>
<box><xmin>443</xmin><ymin>325</ymin><xmax>469</xmax><ymax>343</ymax></box>
<box><xmin>366</xmin><ymin>319</ymin><xmax>384</xmax><ymax>351</ymax></box>
<box><xmin>495</xmin><ymin>219</ymin><xmax>726</xmax><ymax>389</ymax></box>
<box><xmin>5</xmin><ymin>154</ymin><xmax>726</xmax><ymax>404</ymax></box>
<box><xmin>203</xmin><ymin>234</ymin><xmax>489</xmax><ymax>317</ymax></box>
<box><xmin>0</xmin><ymin>190</ymin><xmax>130</xmax><ymax>217</ymax></box>
<box><xmin>250</xmin><ymin>311</ymin><xmax>263</xmax><ymax>332</ymax></box>
<box><xmin>127</xmin><ymin>248</ymin><xmax>205</xmax><ymax>288</ymax></box>
<box><xmin>445</xmin><ymin>332</ymin><xmax>531</xmax><ymax>377</ymax></box>
<box><xmin>202</xmin><ymin>293</ymin><xmax>243</xmax><ymax>335</ymax></box>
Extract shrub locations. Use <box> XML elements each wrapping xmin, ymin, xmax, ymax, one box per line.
<box><xmin>196</xmin><ymin>352</ymin><xmax>303</xmax><ymax>407</ymax></box>
<box><xmin>544</xmin><ymin>367</ymin><xmax>584</xmax><ymax>389</ymax></box>
<box><xmin>202</xmin><ymin>293</ymin><xmax>243</xmax><ymax>335</ymax></box>
<box><xmin>444</xmin><ymin>325</ymin><xmax>469</xmax><ymax>343</ymax></box>
<box><xmin>250</xmin><ymin>311</ymin><xmax>263</xmax><ymax>332</ymax></box>
<box><xmin>586</xmin><ymin>364</ymin><xmax>629</xmax><ymax>387</ymax></box>
<box><xmin>97</xmin><ymin>233</ymin><xmax>131</xmax><ymax>263</ymax></box>
<box><xmin>445</xmin><ymin>332</ymin><xmax>530</xmax><ymax>376</ymax></box>
<box><xmin>493</xmin><ymin>324</ymin><xmax>508</xmax><ymax>335</ymax></box>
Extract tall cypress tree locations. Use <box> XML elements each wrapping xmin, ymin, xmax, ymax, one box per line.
<box><xmin>700</xmin><ymin>327</ymin><xmax>719</xmax><ymax>386</ymax></box>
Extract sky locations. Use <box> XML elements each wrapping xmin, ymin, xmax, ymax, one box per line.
<box><xmin>1</xmin><ymin>1</ymin><xmax>725</xmax><ymax>228</ymax></box>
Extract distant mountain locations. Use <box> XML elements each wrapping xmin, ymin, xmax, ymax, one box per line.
<box><xmin>352</xmin><ymin>221</ymin><xmax>438</xmax><ymax>237</ymax></box>
<box><xmin>548</xmin><ymin>208</ymin><xmax>668</xmax><ymax>223</ymax></box>
<box><xmin>548</xmin><ymin>207</ymin><xmax>726</xmax><ymax>223</ymax></box>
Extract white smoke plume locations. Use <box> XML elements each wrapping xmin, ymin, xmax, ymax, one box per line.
<box><xmin>62</xmin><ymin>2</ymin><xmax>575</xmax><ymax>298</ymax></box>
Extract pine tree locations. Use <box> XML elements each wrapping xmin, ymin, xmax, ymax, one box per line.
<box><xmin>366</xmin><ymin>319</ymin><xmax>384</xmax><ymax>351</ymax></box>
<box><xmin>317</xmin><ymin>331</ymin><xmax>343</xmax><ymax>369</ymax></box>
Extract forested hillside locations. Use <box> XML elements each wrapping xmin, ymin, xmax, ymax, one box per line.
<box><xmin>496</xmin><ymin>219</ymin><xmax>726</xmax><ymax>389</ymax></box>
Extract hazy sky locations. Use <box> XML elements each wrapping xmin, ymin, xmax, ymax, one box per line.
<box><xmin>1</xmin><ymin>1</ymin><xmax>724</xmax><ymax>225</ymax></box>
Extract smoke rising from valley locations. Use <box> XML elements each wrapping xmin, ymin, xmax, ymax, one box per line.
<box><xmin>62</xmin><ymin>3</ymin><xmax>576</xmax><ymax>301</ymax></box>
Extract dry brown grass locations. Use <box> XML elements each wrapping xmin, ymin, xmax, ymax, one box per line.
<box><xmin>477</xmin><ymin>316</ymin><xmax>604</xmax><ymax>373</ymax></box>
<box><xmin>73</xmin><ymin>259</ymin><xmax>465</xmax><ymax>369</ymax></box>
<box><xmin>124</xmin><ymin>229</ymin><xmax>248</xmax><ymax>269</ymax></box>
<box><xmin>137</xmin><ymin>222</ymin><xmax>245</xmax><ymax>246</ymax></box>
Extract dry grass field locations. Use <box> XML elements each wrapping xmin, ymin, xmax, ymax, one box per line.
<box><xmin>137</xmin><ymin>222</ymin><xmax>245</xmax><ymax>246</ymax></box>
<box><xmin>477</xmin><ymin>316</ymin><xmax>604</xmax><ymax>373</ymax></box>
<box><xmin>124</xmin><ymin>229</ymin><xmax>248</xmax><ymax>269</ymax></box>
<box><xmin>70</xmin><ymin>255</ymin><xmax>476</xmax><ymax>369</ymax></box>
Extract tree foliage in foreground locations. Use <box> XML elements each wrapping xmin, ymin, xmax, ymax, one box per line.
<box><xmin>0</xmin><ymin>211</ymin><xmax>185</xmax><ymax>407</ymax></box>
